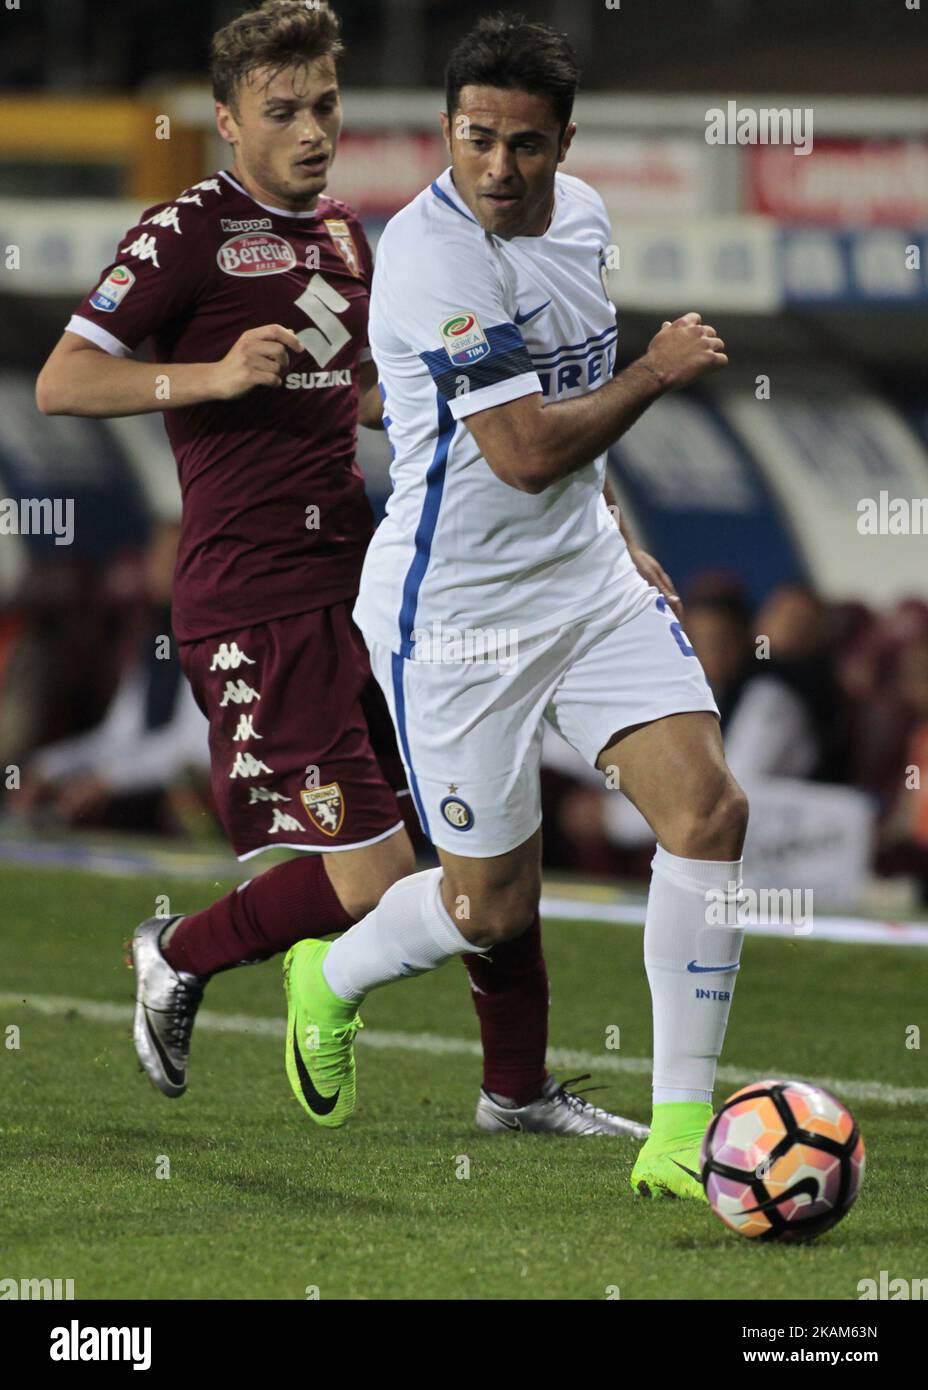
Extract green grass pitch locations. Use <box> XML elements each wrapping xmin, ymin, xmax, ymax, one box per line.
<box><xmin>1</xmin><ymin>861</ymin><xmax>924</xmax><ymax>1300</ymax></box>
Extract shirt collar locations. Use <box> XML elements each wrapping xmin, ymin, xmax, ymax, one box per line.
<box><xmin>220</xmin><ymin>169</ymin><xmax>322</xmax><ymax>220</ymax></box>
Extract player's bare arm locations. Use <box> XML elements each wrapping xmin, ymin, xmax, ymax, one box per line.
<box><xmin>356</xmin><ymin>358</ymin><xmax>385</xmax><ymax>429</ymax></box>
<box><xmin>603</xmin><ymin>475</ymin><xmax>683</xmax><ymax>620</ymax></box>
<box><xmin>36</xmin><ymin>323</ymin><xmax>302</xmax><ymax>418</ymax></box>
<box><xmin>464</xmin><ymin>310</ymin><xmax>727</xmax><ymax>494</ymax></box>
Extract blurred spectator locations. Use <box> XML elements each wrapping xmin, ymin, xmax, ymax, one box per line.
<box><xmin>876</xmin><ymin>633</ymin><xmax>928</xmax><ymax>903</ymax></box>
<box><xmin>543</xmin><ymin>580</ymin><xmax>854</xmax><ymax>872</ymax></box>
<box><xmin>738</xmin><ymin>583</ymin><xmax>852</xmax><ymax>783</ymax></box>
<box><xmin>10</xmin><ymin>524</ymin><xmax>209</xmax><ymax>834</ymax></box>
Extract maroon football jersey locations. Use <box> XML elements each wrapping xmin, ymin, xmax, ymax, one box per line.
<box><xmin>68</xmin><ymin>171</ymin><xmax>376</xmax><ymax>641</ymax></box>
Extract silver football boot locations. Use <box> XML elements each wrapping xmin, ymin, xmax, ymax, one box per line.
<box><xmin>131</xmin><ymin>916</ymin><xmax>205</xmax><ymax>1097</ymax></box>
<box><xmin>475</xmin><ymin>1073</ymin><xmax>650</xmax><ymax>1138</ymax></box>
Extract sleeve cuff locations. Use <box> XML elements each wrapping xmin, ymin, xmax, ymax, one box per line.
<box><xmin>65</xmin><ymin>315</ymin><xmax>132</xmax><ymax>358</ymax></box>
<box><xmin>447</xmin><ymin>372</ymin><xmax>542</xmax><ymax>420</ymax></box>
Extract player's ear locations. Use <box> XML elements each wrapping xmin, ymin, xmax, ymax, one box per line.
<box><xmin>558</xmin><ymin>121</ymin><xmax>577</xmax><ymax>163</ymax></box>
<box><xmin>215</xmin><ymin>102</ymin><xmax>238</xmax><ymax>146</ymax></box>
<box><xmin>439</xmin><ymin>110</ymin><xmax>452</xmax><ymax>153</ymax></box>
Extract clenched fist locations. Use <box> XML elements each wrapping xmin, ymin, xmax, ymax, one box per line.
<box><xmin>207</xmin><ymin>324</ymin><xmax>304</xmax><ymax>400</ymax></box>
<box><xmin>640</xmin><ymin>312</ymin><xmax>728</xmax><ymax>391</ymax></box>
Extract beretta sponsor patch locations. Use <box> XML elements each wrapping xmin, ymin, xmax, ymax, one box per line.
<box><xmin>217</xmin><ymin>232</ymin><xmax>296</xmax><ymax>276</ymax></box>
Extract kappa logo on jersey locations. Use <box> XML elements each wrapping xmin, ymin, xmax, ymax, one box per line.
<box><xmin>89</xmin><ymin>264</ymin><xmax>136</xmax><ymax>312</ymax></box>
<box><xmin>217</xmin><ymin>232</ymin><xmax>296</xmax><ymax>277</ymax></box>
<box><xmin>323</xmin><ymin>218</ymin><xmax>361</xmax><ymax>276</ymax></box>
<box><xmin>142</xmin><ymin>206</ymin><xmax>183</xmax><ymax>235</ymax></box>
<box><xmin>174</xmin><ymin>178</ymin><xmax>223</xmax><ymax>209</ymax></box>
<box><xmin>221</xmin><ymin>216</ymin><xmax>273</xmax><ymax>233</ymax></box>
<box><xmin>119</xmin><ymin>233</ymin><xmax>160</xmax><ymax>268</ymax></box>
<box><xmin>439</xmin><ymin>311</ymin><xmax>490</xmax><ymax>366</ymax></box>
<box><xmin>300</xmin><ymin>783</ymin><xmax>345</xmax><ymax>837</ymax></box>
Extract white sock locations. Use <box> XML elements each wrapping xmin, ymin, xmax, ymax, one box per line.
<box><xmin>644</xmin><ymin>845</ymin><xmax>745</xmax><ymax>1106</ymax></box>
<box><xmin>322</xmin><ymin>866</ymin><xmax>486</xmax><ymax>1001</ymax></box>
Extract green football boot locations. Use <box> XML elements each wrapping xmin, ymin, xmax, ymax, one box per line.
<box><xmin>630</xmin><ymin>1101</ymin><xmax>712</xmax><ymax>1201</ymax></box>
<box><xmin>283</xmin><ymin>939</ymin><xmax>363</xmax><ymax>1128</ymax></box>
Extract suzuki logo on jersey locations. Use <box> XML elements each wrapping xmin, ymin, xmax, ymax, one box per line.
<box><xmin>300</xmin><ymin>784</ymin><xmax>345</xmax><ymax>837</ymax></box>
<box><xmin>439</xmin><ymin>311</ymin><xmax>490</xmax><ymax>366</ymax></box>
<box><xmin>285</xmin><ymin>369</ymin><xmax>352</xmax><ymax>389</ymax></box>
<box><xmin>90</xmin><ymin>264</ymin><xmax>135</xmax><ymax>312</ymax></box>
<box><xmin>217</xmin><ymin>232</ymin><xmax>296</xmax><ymax>276</ymax></box>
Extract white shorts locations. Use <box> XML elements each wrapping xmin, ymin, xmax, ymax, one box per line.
<box><xmin>365</xmin><ymin>577</ymin><xmax>720</xmax><ymax>857</ymax></box>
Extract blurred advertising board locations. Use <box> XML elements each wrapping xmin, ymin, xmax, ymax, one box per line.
<box><xmin>747</xmin><ymin>140</ymin><xmax>928</xmax><ymax>225</ymax></box>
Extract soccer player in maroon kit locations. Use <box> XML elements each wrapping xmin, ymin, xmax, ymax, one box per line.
<box><xmin>36</xmin><ymin>0</ymin><xmax>645</xmax><ymax>1138</ymax></box>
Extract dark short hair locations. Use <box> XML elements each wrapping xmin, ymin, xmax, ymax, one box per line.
<box><xmin>445</xmin><ymin>12</ymin><xmax>580</xmax><ymax>137</ymax></box>
<box><xmin>211</xmin><ymin>0</ymin><xmax>343</xmax><ymax>113</ymax></box>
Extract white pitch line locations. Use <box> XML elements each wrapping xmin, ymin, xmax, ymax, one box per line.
<box><xmin>540</xmin><ymin>896</ymin><xmax>928</xmax><ymax>947</ymax></box>
<box><xmin>2</xmin><ymin>990</ymin><xmax>925</xmax><ymax>1108</ymax></box>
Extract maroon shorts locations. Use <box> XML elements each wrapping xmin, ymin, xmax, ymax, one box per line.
<box><xmin>179</xmin><ymin>603</ymin><xmax>406</xmax><ymax>859</ymax></box>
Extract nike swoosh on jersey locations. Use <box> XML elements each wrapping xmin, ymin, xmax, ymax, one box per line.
<box><xmin>291</xmin><ymin>1023</ymin><xmax>339</xmax><ymax>1115</ymax></box>
<box><xmin>687</xmin><ymin>959</ymin><xmax>741</xmax><ymax>973</ymax></box>
<box><xmin>513</xmin><ymin>299</ymin><xmax>552</xmax><ymax>325</ymax></box>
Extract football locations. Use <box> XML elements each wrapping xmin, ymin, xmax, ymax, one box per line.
<box><xmin>700</xmin><ymin>1079</ymin><xmax>866</xmax><ymax>1243</ymax></box>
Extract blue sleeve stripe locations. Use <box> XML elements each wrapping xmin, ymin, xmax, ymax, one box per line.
<box><xmin>419</xmin><ymin>321</ymin><xmax>534</xmax><ymax>400</ymax></box>
<box><xmin>530</xmin><ymin>322</ymin><xmax>617</xmax><ymax>365</ymax></box>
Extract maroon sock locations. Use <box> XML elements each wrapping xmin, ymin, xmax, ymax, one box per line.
<box><xmin>463</xmin><ymin>910</ymin><xmax>549</xmax><ymax>1106</ymax></box>
<box><xmin>163</xmin><ymin>854</ymin><xmax>354</xmax><ymax>978</ymax></box>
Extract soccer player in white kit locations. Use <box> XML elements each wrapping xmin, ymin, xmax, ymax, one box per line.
<box><xmin>283</xmin><ymin>14</ymin><xmax>749</xmax><ymax>1199</ymax></box>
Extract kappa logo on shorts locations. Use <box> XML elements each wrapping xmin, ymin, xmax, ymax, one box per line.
<box><xmin>300</xmin><ymin>783</ymin><xmax>345</xmax><ymax>837</ymax></box>
<box><xmin>440</xmin><ymin>793</ymin><xmax>475</xmax><ymax>831</ymax></box>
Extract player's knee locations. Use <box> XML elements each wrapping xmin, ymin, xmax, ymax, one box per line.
<box><xmin>666</xmin><ymin>776</ymin><xmax>749</xmax><ymax>861</ymax></box>
<box><xmin>334</xmin><ymin>836</ymin><xmax>417</xmax><ymax>920</ymax></box>
<box><xmin>460</xmin><ymin>884</ymin><xmax>539</xmax><ymax>948</ymax></box>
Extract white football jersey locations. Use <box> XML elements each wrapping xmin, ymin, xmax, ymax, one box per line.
<box><xmin>354</xmin><ymin>165</ymin><xmax>636</xmax><ymax>656</ymax></box>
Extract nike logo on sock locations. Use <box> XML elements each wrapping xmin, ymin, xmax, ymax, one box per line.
<box><xmin>687</xmin><ymin>959</ymin><xmax>741</xmax><ymax>973</ymax></box>
<box><xmin>291</xmin><ymin>1023</ymin><xmax>338</xmax><ymax>1115</ymax></box>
